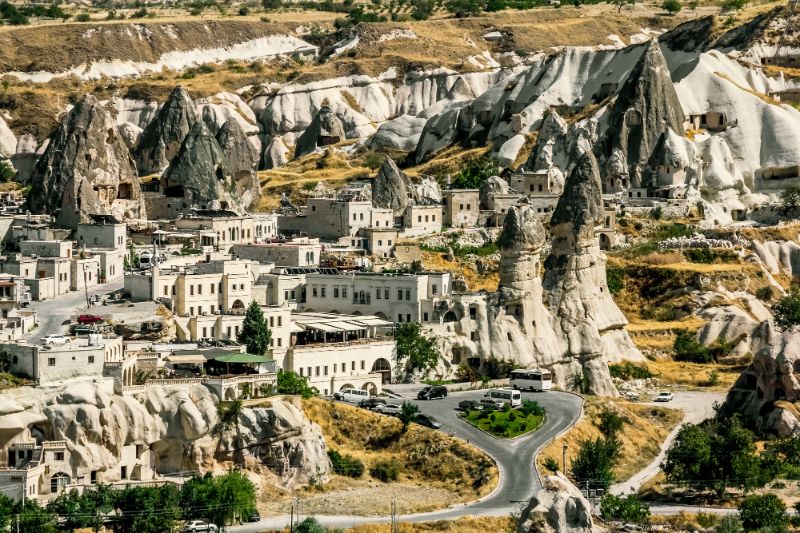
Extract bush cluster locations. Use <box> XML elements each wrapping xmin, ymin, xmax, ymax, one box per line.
<box><xmin>370</xmin><ymin>459</ymin><xmax>401</xmax><ymax>482</ymax></box>
<box><xmin>608</xmin><ymin>362</ymin><xmax>653</xmax><ymax>380</ymax></box>
<box><xmin>327</xmin><ymin>450</ymin><xmax>365</xmax><ymax>478</ymax></box>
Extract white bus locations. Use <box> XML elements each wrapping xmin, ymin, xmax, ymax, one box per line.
<box><xmin>510</xmin><ymin>369</ymin><xmax>553</xmax><ymax>392</ymax></box>
<box><xmin>483</xmin><ymin>388</ymin><xmax>522</xmax><ymax>408</ymax></box>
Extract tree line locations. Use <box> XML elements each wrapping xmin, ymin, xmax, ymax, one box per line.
<box><xmin>0</xmin><ymin>470</ymin><xmax>257</xmax><ymax>533</ymax></box>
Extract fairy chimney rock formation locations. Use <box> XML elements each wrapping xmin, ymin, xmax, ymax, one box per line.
<box><xmin>294</xmin><ymin>101</ymin><xmax>346</xmax><ymax>159</ymax></box>
<box><xmin>372</xmin><ymin>156</ymin><xmax>411</xmax><ymax>216</ymax></box>
<box><xmin>216</xmin><ymin>118</ymin><xmax>262</xmax><ymax>210</ymax></box>
<box><xmin>27</xmin><ymin>94</ymin><xmax>145</xmax><ymax>228</ymax></box>
<box><xmin>134</xmin><ymin>86</ymin><xmax>199</xmax><ymax>176</ymax></box>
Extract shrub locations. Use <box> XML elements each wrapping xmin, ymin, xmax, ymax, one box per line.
<box><xmin>650</xmin><ymin>206</ymin><xmax>663</xmax><ymax>220</ymax></box>
<box><xmin>608</xmin><ymin>362</ymin><xmax>653</xmax><ymax>380</ymax></box>
<box><xmin>0</xmin><ymin>160</ymin><xmax>14</xmax><ymax>182</ymax></box>
<box><xmin>781</xmin><ymin>185</ymin><xmax>800</xmax><ymax>212</ymax></box>
<box><xmin>571</xmin><ymin>436</ymin><xmax>621</xmax><ymax>490</ymax></box>
<box><xmin>706</xmin><ymin>369</ymin><xmax>719</xmax><ymax>387</ymax></box>
<box><xmin>75</xmin><ymin>13</ymin><xmax>91</xmax><ymax>22</ymax></box>
<box><xmin>714</xmin><ymin>515</ymin><xmax>744</xmax><ymax>533</ymax></box>
<box><xmin>696</xmin><ymin>511</ymin><xmax>719</xmax><ymax>529</ymax></box>
<box><xmin>370</xmin><ymin>459</ymin><xmax>400</xmax><ymax>482</ymax></box>
<box><xmin>684</xmin><ymin>248</ymin><xmax>737</xmax><ymax>264</ymax></box>
<box><xmin>598</xmin><ymin>408</ymin><xmax>626</xmax><ymax>437</ymax></box>
<box><xmin>756</xmin><ymin>286</ymin><xmax>775</xmax><ymax>301</ymax></box>
<box><xmin>662</xmin><ymin>0</ymin><xmax>681</xmax><ymax>13</ymax></box>
<box><xmin>606</xmin><ymin>266</ymin><xmax>625</xmax><ymax>295</ymax></box>
<box><xmin>491</xmin><ymin>422</ymin><xmax>506</xmax><ymax>433</ymax></box>
<box><xmin>508</xmin><ymin>411</ymin><xmax>516</xmax><ymax>421</ymax></box>
<box><xmin>673</xmin><ymin>329</ymin><xmax>715</xmax><ymax>363</ymax></box>
<box><xmin>238</xmin><ymin>6</ymin><xmax>250</xmax><ymax>15</ymax></box>
<box><xmin>544</xmin><ymin>457</ymin><xmax>560</xmax><ymax>473</ymax></box>
<box><xmin>600</xmin><ymin>494</ymin><xmax>650</xmax><ymax>524</ymax></box>
<box><xmin>738</xmin><ymin>494</ymin><xmax>788</xmax><ymax>531</ymax></box>
<box><xmin>327</xmin><ymin>450</ymin><xmax>365</xmax><ymax>478</ymax></box>
<box><xmin>520</xmin><ymin>399</ymin><xmax>544</xmax><ymax>417</ymax></box>
<box><xmin>773</xmin><ymin>292</ymin><xmax>800</xmax><ymax>330</ymax></box>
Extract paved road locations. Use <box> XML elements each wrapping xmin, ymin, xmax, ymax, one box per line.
<box><xmin>27</xmin><ymin>280</ymin><xmax>124</xmax><ymax>343</ymax></box>
<box><xmin>610</xmin><ymin>391</ymin><xmax>726</xmax><ymax>496</ymax></box>
<box><xmin>230</xmin><ymin>388</ymin><xmax>584</xmax><ymax>532</ymax></box>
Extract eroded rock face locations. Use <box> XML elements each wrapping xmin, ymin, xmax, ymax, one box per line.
<box><xmin>27</xmin><ymin>95</ymin><xmax>145</xmax><ymax>228</ymax></box>
<box><xmin>217</xmin><ymin>118</ymin><xmax>261</xmax><ymax>210</ymax></box>
<box><xmin>524</xmin><ymin>474</ymin><xmax>604</xmax><ymax>533</ymax></box>
<box><xmin>479</xmin><ymin>175</ymin><xmax>513</xmax><ymax>210</ymax></box>
<box><xmin>294</xmin><ymin>103</ymin><xmax>346</xmax><ymax>159</ymax></box>
<box><xmin>134</xmin><ymin>86</ymin><xmax>199</xmax><ymax>176</ymax></box>
<box><xmin>3</xmin><ymin>381</ymin><xmax>330</xmax><ymax>488</ymax></box>
<box><xmin>372</xmin><ymin>156</ymin><xmax>410</xmax><ymax>216</ymax></box>
<box><xmin>599</xmin><ymin>40</ymin><xmax>685</xmax><ymax>189</ymax></box>
<box><xmin>161</xmin><ymin>121</ymin><xmax>243</xmax><ymax>211</ymax></box>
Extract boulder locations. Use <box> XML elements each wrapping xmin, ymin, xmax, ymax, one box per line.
<box><xmin>117</xmin><ymin>122</ymin><xmax>143</xmax><ymax>150</ymax></box>
<box><xmin>479</xmin><ymin>175</ymin><xmax>513</xmax><ymax>210</ymax></box>
<box><xmin>161</xmin><ymin>121</ymin><xmax>241</xmax><ymax>212</ymax></box>
<box><xmin>523</xmin><ymin>474</ymin><xmax>604</xmax><ymax>533</ymax></box>
<box><xmin>372</xmin><ymin>156</ymin><xmax>410</xmax><ymax>216</ymax></box>
<box><xmin>216</xmin><ymin>118</ymin><xmax>261</xmax><ymax>209</ymax></box>
<box><xmin>0</xmin><ymin>116</ymin><xmax>15</xmax><ymax>158</ymax></box>
<box><xmin>412</xmin><ymin>176</ymin><xmax>442</xmax><ymax>205</ymax></box>
<box><xmin>27</xmin><ymin>94</ymin><xmax>145</xmax><ymax>229</ymax></box>
<box><xmin>134</xmin><ymin>86</ymin><xmax>199</xmax><ymax>176</ymax></box>
<box><xmin>262</xmin><ymin>136</ymin><xmax>290</xmax><ymax>169</ymax></box>
<box><xmin>368</xmin><ymin>115</ymin><xmax>427</xmax><ymax>152</ymax></box>
<box><xmin>294</xmin><ymin>102</ymin><xmax>346</xmax><ymax>159</ymax></box>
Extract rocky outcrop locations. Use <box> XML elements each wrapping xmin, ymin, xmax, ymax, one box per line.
<box><xmin>0</xmin><ymin>381</ymin><xmax>330</xmax><ymax>488</ymax></box>
<box><xmin>27</xmin><ymin>95</ymin><xmax>145</xmax><ymax>228</ymax></box>
<box><xmin>262</xmin><ymin>136</ymin><xmax>290</xmax><ymax>169</ymax></box>
<box><xmin>216</xmin><ymin>118</ymin><xmax>261</xmax><ymax>209</ymax></box>
<box><xmin>294</xmin><ymin>102</ymin><xmax>346</xmax><ymax>159</ymax></box>
<box><xmin>523</xmin><ymin>474</ymin><xmax>604</xmax><ymax>533</ymax></box>
<box><xmin>0</xmin><ymin>116</ymin><xmax>15</xmax><ymax>158</ymax></box>
<box><xmin>161</xmin><ymin>121</ymin><xmax>241</xmax><ymax>211</ymax></box>
<box><xmin>368</xmin><ymin>115</ymin><xmax>427</xmax><ymax>152</ymax></box>
<box><xmin>542</xmin><ymin>152</ymin><xmax>641</xmax><ymax>395</ymax></box>
<box><xmin>372</xmin><ymin>157</ymin><xmax>410</xmax><ymax>216</ymax></box>
<box><xmin>599</xmin><ymin>40</ymin><xmax>685</xmax><ymax>190</ymax></box>
<box><xmin>134</xmin><ymin>86</ymin><xmax>199</xmax><ymax>176</ymax></box>
<box><xmin>479</xmin><ymin>175</ymin><xmax>514</xmax><ymax>209</ymax></box>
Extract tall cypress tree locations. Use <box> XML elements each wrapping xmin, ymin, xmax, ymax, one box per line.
<box><xmin>237</xmin><ymin>301</ymin><xmax>272</xmax><ymax>355</ymax></box>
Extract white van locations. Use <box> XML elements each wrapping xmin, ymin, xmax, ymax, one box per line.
<box><xmin>483</xmin><ymin>388</ymin><xmax>522</xmax><ymax>408</ymax></box>
<box><xmin>334</xmin><ymin>388</ymin><xmax>370</xmax><ymax>403</ymax></box>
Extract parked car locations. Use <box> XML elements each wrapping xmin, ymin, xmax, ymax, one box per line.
<box><xmin>333</xmin><ymin>388</ymin><xmax>370</xmax><ymax>403</ymax></box>
<box><xmin>77</xmin><ymin>314</ymin><xmax>104</xmax><ymax>325</ymax></box>
<box><xmin>41</xmin><ymin>335</ymin><xmax>71</xmax><ymax>346</ymax></box>
<box><xmin>183</xmin><ymin>520</ymin><xmax>218</xmax><ymax>532</ymax></box>
<box><xmin>654</xmin><ymin>391</ymin><xmax>674</xmax><ymax>402</ymax></box>
<box><xmin>246</xmin><ymin>510</ymin><xmax>261</xmax><ymax>522</ymax></box>
<box><xmin>457</xmin><ymin>400</ymin><xmax>483</xmax><ymax>412</ymax></box>
<box><xmin>416</xmin><ymin>385</ymin><xmax>447</xmax><ymax>400</ymax></box>
<box><xmin>480</xmin><ymin>398</ymin><xmax>505</xmax><ymax>410</ymax></box>
<box><xmin>359</xmin><ymin>398</ymin><xmax>387</xmax><ymax>410</ymax></box>
<box><xmin>415</xmin><ymin>414</ymin><xmax>442</xmax><ymax>429</ymax></box>
<box><xmin>375</xmin><ymin>403</ymin><xmax>402</xmax><ymax>416</ymax></box>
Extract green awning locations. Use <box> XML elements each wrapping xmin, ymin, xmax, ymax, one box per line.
<box><xmin>213</xmin><ymin>353</ymin><xmax>272</xmax><ymax>364</ymax></box>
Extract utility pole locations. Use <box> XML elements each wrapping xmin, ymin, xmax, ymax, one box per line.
<box><xmin>390</xmin><ymin>498</ymin><xmax>398</xmax><ymax>533</ymax></box>
<box><xmin>562</xmin><ymin>443</ymin><xmax>568</xmax><ymax>474</ymax></box>
<box><xmin>82</xmin><ymin>264</ymin><xmax>90</xmax><ymax>308</ymax></box>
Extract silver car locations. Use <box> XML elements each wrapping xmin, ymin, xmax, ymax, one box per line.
<box><xmin>375</xmin><ymin>403</ymin><xmax>402</xmax><ymax>416</ymax></box>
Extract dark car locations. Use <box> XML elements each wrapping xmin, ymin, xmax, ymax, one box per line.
<box><xmin>417</xmin><ymin>385</ymin><xmax>447</xmax><ymax>400</ymax></box>
<box><xmin>457</xmin><ymin>400</ymin><xmax>482</xmax><ymax>412</ymax></box>
<box><xmin>415</xmin><ymin>414</ymin><xmax>442</xmax><ymax>429</ymax></box>
<box><xmin>246</xmin><ymin>510</ymin><xmax>260</xmax><ymax>523</ymax></box>
<box><xmin>359</xmin><ymin>397</ymin><xmax>387</xmax><ymax>410</ymax></box>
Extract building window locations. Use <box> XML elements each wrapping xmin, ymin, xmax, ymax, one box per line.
<box><xmin>284</xmin><ymin>290</ymin><xmax>289</xmax><ymax>301</ymax></box>
<box><xmin>198</xmin><ymin>285</ymin><xmax>202</xmax><ymax>295</ymax></box>
<box><xmin>312</xmin><ymin>287</ymin><xmax>318</xmax><ymax>298</ymax></box>
<box><xmin>423</xmin><ymin>312</ymin><xmax>429</xmax><ymax>321</ymax></box>
<box><xmin>378</xmin><ymin>240</ymin><xmax>383</xmax><ymax>246</ymax></box>
<box><xmin>88</xmin><ymin>356</ymin><xmax>94</xmax><ymax>364</ymax></box>
<box><xmin>48</xmin><ymin>358</ymin><xmax>55</xmax><ymax>366</ymax></box>
<box><xmin>299</xmin><ymin>368</ymin><xmax>303</xmax><ymax>376</ymax></box>
<box><xmin>351</xmin><ymin>361</ymin><xmax>355</xmax><ymax>371</ymax></box>
<box><xmin>417</xmin><ymin>216</ymin><xmax>422</xmax><ymax>223</ymax></box>
<box><xmin>270</xmin><ymin>317</ymin><xmax>274</xmax><ymax>327</ymax></box>
<box><xmin>277</xmin><ymin>338</ymin><xmax>282</xmax><ymax>347</ymax></box>
<box><xmin>397</xmin><ymin>289</ymin><xmax>403</xmax><ymax>300</ymax></box>
<box><xmin>211</xmin><ymin>284</ymin><xmax>215</xmax><ymax>294</ymax></box>
<box><xmin>405</xmin><ymin>289</ymin><xmax>410</xmax><ymax>300</ymax></box>
<box><xmin>384</xmin><ymin>289</ymin><xmax>389</xmax><ymax>299</ymax></box>
<box><xmin>471</xmin><ymin>331</ymin><xmax>477</xmax><ymax>341</ymax></box>
<box><xmin>278</xmin><ymin>316</ymin><xmax>282</xmax><ymax>326</ymax></box>
<box><xmin>342</xmin><ymin>363</ymin><xmax>346</xmax><ymax>372</ymax></box>
<box><xmin>55</xmin><ymin>452</ymin><xmax>64</xmax><ymax>461</ymax></box>
<box><xmin>470</xmin><ymin>307</ymin><xmax>477</xmax><ymax>320</ymax></box>
<box><xmin>397</xmin><ymin>314</ymin><xmax>403</xmax><ymax>322</ymax></box>
<box><xmin>321</xmin><ymin>287</ymin><xmax>326</xmax><ymax>298</ymax></box>
<box><xmin>376</xmin><ymin>288</ymin><xmax>381</xmax><ymax>300</ymax></box>
<box><xmin>190</xmin><ymin>285</ymin><xmax>194</xmax><ymax>296</ymax></box>
<box><xmin>315</xmin><ymin>366</ymin><xmax>320</xmax><ymax>377</ymax></box>
<box><xmin>466</xmin><ymin>204</ymin><xmax>471</xmax><ymax>210</ymax></box>
<box><xmin>308</xmin><ymin>367</ymin><xmax>312</xmax><ymax>376</ymax></box>
<box><xmin>406</xmin><ymin>314</ymin><xmax>411</xmax><ymax>322</ymax></box>
<box><xmin>324</xmin><ymin>366</ymin><xmax>328</xmax><ymax>376</ymax></box>
<box><xmin>334</xmin><ymin>287</ymin><xmax>339</xmax><ymax>298</ymax></box>
<box><xmin>432</xmin><ymin>284</ymin><xmax>437</xmax><ymax>295</ymax></box>
<box><xmin>361</xmin><ymin>360</ymin><xmax>365</xmax><ymax>370</ymax></box>
<box><xmin>342</xmin><ymin>287</ymin><xmax>347</xmax><ymax>298</ymax></box>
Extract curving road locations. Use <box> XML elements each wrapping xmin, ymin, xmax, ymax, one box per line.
<box><xmin>230</xmin><ymin>388</ymin><xmax>584</xmax><ymax>532</ymax></box>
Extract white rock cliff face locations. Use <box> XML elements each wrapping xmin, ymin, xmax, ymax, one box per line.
<box><xmin>0</xmin><ymin>381</ymin><xmax>331</xmax><ymax>487</ymax></box>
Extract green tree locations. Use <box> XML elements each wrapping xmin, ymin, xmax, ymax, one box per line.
<box><xmin>398</xmin><ymin>400</ymin><xmax>419</xmax><ymax>432</ymax></box>
<box><xmin>661</xmin><ymin>0</ymin><xmax>681</xmax><ymax>13</ymax></box>
<box><xmin>0</xmin><ymin>492</ymin><xmax>15</xmax><ymax>531</ymax></box>
<box><xmin>599</xmin><ymin>494</ymin><xmax>650</xmax><ymax>524</ymax></box>
<box><xmin>663</xmin><ymin>416</ymin><xmax>767</xmax><ymax>499</ymax></box>
<box><xmin>738</xmin><ymin>494</ymin><xmax>788</xmax><ymax>532</ymax></box>
<box><xmin>296</xmin><ymin>517</ymin><xmax>328</xmax><ymax>533</ymax></box>
<box><xmin>47</xmin><ymin>489</ymin><xmax>90</xmax><ymax>531</ymax></box>
<box><xmin>543</xmin><ymin>457</ymin><xmax>560</xmax><ymax>473</ymax></box>
<box><xmin>448</xmin><ymin>156</ymin><xmax>499</xmax><ymax>189</ymax></box>
<box><xmin>520</xmin><ymin>399</ymin><xmax>544</xmax><ymax>417</ymax></box>
<box><xmin>606</xmin><ymin>266</ymin><xmax>625</xmax><ymax>295</ymax></box>
<box><xmin>570</xmin><ymin>435</ymin><xmax>621</xmax><ymax>490</ymax></box>
<box><xmin>16</xmin><ymin>500</ymin><xmax>57</xmax><ymax>533</ymax></box>
<box><xmin>113</xmin><ymin>485</ymin><xmax>181</xmax><ymax>533</ymax></box>
<box><xmin>598</xmin><ymin>408</ymin><xmax>626</xmax><ymax>437</ymax></box>
<box><xmin>362</xmin><ymin>151</ymin><xmax>384</xmax><ymax>171</ymax></box>
<box><xmin>773</xmin><ymin>292</ymin><xmax>800</xmax><ymax>330</ymax></box>
<box><xmin>394</xmin><ymin>322</ymin><xmax>440</xmax><ymax>374</ymax></box>
<box><xmin>783</xmin><ymin>186</ymin><xmax>800</xmax><ymax>211</ymax></box>
<box><xmin>212</xmin><ymin>470</ymin><xmax>257</xmax><ymax>526</ymax></box>
<box><xmin>276</xmin><ymin>369</ymin><xmax>317</xmax><ymax>398</ymax></box>
<box><xmin>237</xmin><ymin>300</ymin><xmax>272</xmax><ymax>355</ymax></box>
<box><xmin>0</xmin><ymin>160</ymin><xmax>14</xmax><ymax>182</ymax></box>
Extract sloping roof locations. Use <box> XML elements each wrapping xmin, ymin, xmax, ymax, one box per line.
<box><xmin>165</xmin><ymin>355</ymin><xmax>207</xmax><ymax>364</ymax></box>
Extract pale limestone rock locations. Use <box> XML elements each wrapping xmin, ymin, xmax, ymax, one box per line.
<box><xmin>372</xmin><ymin>156</ymin><xmax>410</xmax><ymax>216</ymax></box>
<box><xmin>524</xmin><ymin>474</ymin><xmax>605</xmax><ymax>533</ymax></box>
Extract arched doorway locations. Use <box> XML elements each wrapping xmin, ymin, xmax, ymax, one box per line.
<box><xmin>375</xmin><ymin>312</ymin><xmax>388</xmax><ymax>320</ymax></box>
<box><xmin>371</xmin><ymin>358</ymin><xmax>392</xmax><ymax>384</ymax></box>
<box><xmin>340</xmin><ymin>383</ymin><xmax>355</xmax><ymax>391</ymax></box>
<box><xmin>599</xmin><ymin>233</ymin><xmax>610</xmax><ymax>250</ymax></box>
<box><xmin>361</xmin><ymin>382</ymin><xmax>377</xmax><ymax>396</ymax></box>
<box><xmin>443</xmin><ymin>311</ymin><xmax>458</xmax><ymax>323</ymax></box>
<box><xmin>50</xmin><ymin>472</ymin><xmax>70</xmax><ymax>494</ymax></box>
<box><xmin>224</xmin><ymin>387</ymin><xmax>236</xmax><ymax>400</ymax></box>
<box><xmin>231</xmin><ymin>300</ymin><xmax>245</xmax><ymax>315</ymax></box>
